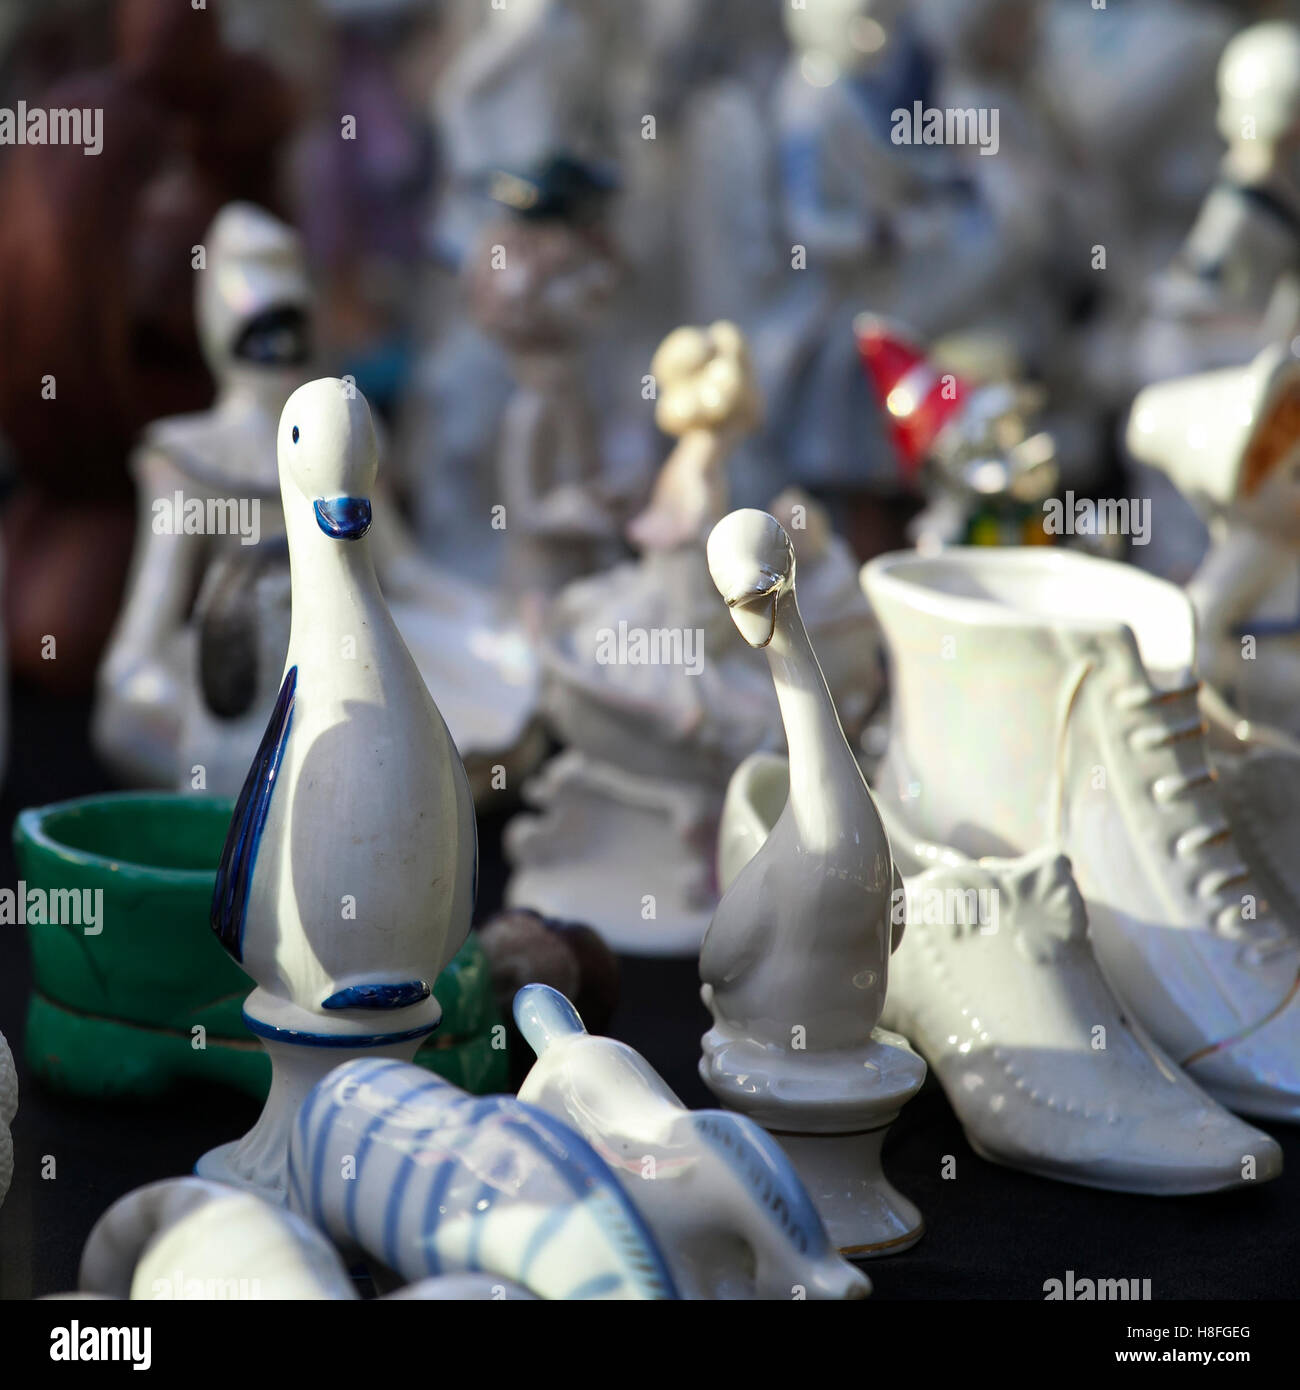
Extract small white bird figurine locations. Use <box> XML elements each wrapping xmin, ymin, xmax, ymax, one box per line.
<box><xmin>700</xmin><ymin>509</ymin><xmax>924</xmax><ymax>1256</ymax></box>
<box><xmin>199</xmin><ymin>379</ymin><xmax>476</xmax><ymax>1199</ymax></box>
<box><xmin>701</xmin><ymin>509</ymin><xmax>897</xmax><ymax>1046</ymax></box>
<box><xmin>515</xmin><ymin>984</ymin><xmax>871</xmax><ymax>1300</ymax></box>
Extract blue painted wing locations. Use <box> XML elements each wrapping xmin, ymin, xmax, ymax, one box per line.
<box><xmin>211</xmin><ymin>665</ymin><xmax>297</xmax><ymax>961</ymax></box>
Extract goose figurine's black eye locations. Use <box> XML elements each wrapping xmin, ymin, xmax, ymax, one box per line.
<box><xmin>292</xmin><ymin>426</ymin><xmax>299</xmax><ymax>444</ymax></box>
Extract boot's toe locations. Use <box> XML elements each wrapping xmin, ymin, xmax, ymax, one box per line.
<box><xmin>1109</xmin><ymin>1105</ymin><xmax>1282</xmax><ymax>1192</ymax></box>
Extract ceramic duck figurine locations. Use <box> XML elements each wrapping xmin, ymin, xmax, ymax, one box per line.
<box><xmin>287</xmin><ymin>1057</ymin><xmax>678</xmax><ymax>1301</ymax></box>
<box><xmin>700</xmin><ymin>509</ymin><xmax>923</xmax><ymax>1255</ymax></box>
<box><xmin>196</xmin><ymin>379</ymin><xmax>476</xmax><ymax>1200</ymax></box>
<box><xmin>515</xmin><ymin>984</ymin><xmax>870</xmax><ymax>1300</ymax></box>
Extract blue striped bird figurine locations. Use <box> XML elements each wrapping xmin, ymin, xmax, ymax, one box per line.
<box><xmin>198</xmin><ymin>379</ymin><xmax>476</xmax><ymax>1200</ymax></box>
<box><xmin>515</xmin><ymin>984</ymin><xmax>871</xmax><ymax>1299</ymax></box>
<box><xmin>288</xmin><ymin>1057</ymin><xmax>679</xmax><ymax>1300</ymax></box>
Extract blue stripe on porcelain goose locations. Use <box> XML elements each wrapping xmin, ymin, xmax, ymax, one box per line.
<box><xmin>287</xmin><ymin>1057</ymin><xmax>679</xmax><ymax>1300</ymax></box>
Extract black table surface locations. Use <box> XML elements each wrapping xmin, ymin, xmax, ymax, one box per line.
<box><xmin>0</xmin><ymin>682</ymin><xmax>1296</xmax><ymax>1302</ymax></box>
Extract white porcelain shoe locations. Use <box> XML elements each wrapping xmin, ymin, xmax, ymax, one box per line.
<box><xmin>877</xmin><ymin>809</ymin><xmax>1282</xmax><ymax>1193</ymax></box>
<box><xmin>864</xmin><ymin>546</ymin><xmax>1300</xmax><ymax>1122</ymax></box>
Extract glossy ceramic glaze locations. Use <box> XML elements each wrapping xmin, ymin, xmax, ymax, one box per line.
<box><xmin>700</xmin><ymin>509</ymin><xmax>924</xmax><ymax>1256</ymax></box>
<box><xmin>288</xmin><ymin>1057</ymin><xmax>679</xmax><ymax>1300</ymax></box>
<box><xmin>863</xmin><ymin>545</ymin><xmax>1300</xmax><ymax>1121</ymax></box>
<box><xmin>197</xmin><ymin>381</ymin><xmax>477</xmax><ymax>1199</ymax></box>
<box><xmin>878</xmin><ymin>801</ymin><xmax>1281</xmax><ymax>1194</ymax></box>
<box><xmin>15</xmin><ymin>793</ymin><xmax>265</xmax><ymax>1098</ymax></box>
<box><xmin>515</xmin><ymin>983</ymin><xmax>871</xmax><ymax>1299</ymax></box>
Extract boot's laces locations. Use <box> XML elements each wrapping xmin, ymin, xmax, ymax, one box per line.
<box><xmin>1115</xmin><ymin>680</ymin><xmax>1288</xmax><ymax>959</ymax></box>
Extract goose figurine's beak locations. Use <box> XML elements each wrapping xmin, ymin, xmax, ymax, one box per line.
<box><xmin>313</xmin><ymin>496</ymin><xmax>373</xmax><ymax>540</ymax></box>
<box><xmin>724</xmin><ymin>566</ymin><xmax>784</xmax><ymax>648</ymax></box>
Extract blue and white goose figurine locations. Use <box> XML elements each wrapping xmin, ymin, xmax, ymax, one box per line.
<box><xmin>198</xmin><ymin>378</ymin><xmax>476</xmax><ymax>1200</ymax></box>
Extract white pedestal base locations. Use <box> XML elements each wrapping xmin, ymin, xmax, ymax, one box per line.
<box><xmin>774</xmin><ymin>1128</ymin><xmax>923</xmax><ymax>1258</ymax></box>
<box><xmin>700</xmin><ymin>1025</ymin><xmax>926</xmax><ymax>1259</ymax></box>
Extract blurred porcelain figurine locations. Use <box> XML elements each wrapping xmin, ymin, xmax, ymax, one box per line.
<box><xmin>1127</xmin><ymin>343</ymin><xmax>1300</xmax><ymax>735</ymax></box>
<box><xmin>506</xmin><ymin>323</ymin><xmax>876</xmax><ymax>954</ymax></box>
<box><xmin>1139</xmin><ymin>20</ymin><xmax>1300</xmax><ymax>382</ymax></box>
<box><xmin>856</xmin><ymin>315</ymin><xmax>1058</xmax><ymax>551</ymax></box>
<box><xmin>94</xmin><ymin>202</ymin><xmax>311</xmax><ymax>788</ymax></box>
<box><xmin>505</xmin><ymin>323</ymin><xmax>773</xmax><ymax>954</ymax></box>
<box><xmin>431</xmin><ymin>0</ymin><xmax>606</xmax><ymax>266</ymax></box>
<box><xmin>762</xmin><ymin>0</ymin><xmax>1001</xmax><ymax>493</ymax></box>
<box><xmin>467</xmin><ymin>155</ymin><xmax>627</xmax><ymax>631</ymax></box>
<box><xmin>94</xmin><ymin>202</ymin><xmax>539</xmax><ymax>799</ymax></box>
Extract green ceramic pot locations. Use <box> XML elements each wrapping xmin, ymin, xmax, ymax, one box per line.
<box><xmin>14</xmin><ymin>792</ymin><xmax>506</xmax><ymax>1100</ymax></box>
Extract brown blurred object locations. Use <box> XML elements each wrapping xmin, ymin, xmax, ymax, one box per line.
<box><xmin>476</xmin><ymin>907</ymin><xmax>620</xmax><ymax>1088</ymax></box>
<box><xmin>0</xmin><ymin>0</ymin><xmax>295</xmax><ymax>691</ymax></box>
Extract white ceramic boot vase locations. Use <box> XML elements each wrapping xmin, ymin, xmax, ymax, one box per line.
<box><xmin>196</xmin><ymin>380</ymin><xmax>476</xmax><ymax>1200</ymax></box>
<box><xmin>863</xmin><ymin>546</ymin><xmax>1300</xmax><ymax>1122</ymax></box>
<box><xmin>700</xmin><ymin>510</ymin><xmax>924</xmax><ymax>1258</ymax></box>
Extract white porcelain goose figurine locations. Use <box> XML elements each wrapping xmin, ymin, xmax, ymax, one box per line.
<box><xmin>700</xmin><ymin>509</ymin><xmax>924</xmax><ymax>1256</ymax></box>
<box><xmin>198</xmin><ymin>378</ymin><xmax>476</xmax><ymax>1199</ymax></box>
<box><xmin>701</xmin><ymin>509</ymin><xmax>897</xmax><ymax>1045</ymax></box>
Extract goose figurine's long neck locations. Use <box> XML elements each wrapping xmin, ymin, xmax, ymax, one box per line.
<box><xmin>766</xmin><ymin>592</ymin><xmax>869</xmax><ymax>847</ymax></box>
<box><xmin>282</xmin><ymin>508</ymin><xmax>387</xmax><ymax>660</ymax></box>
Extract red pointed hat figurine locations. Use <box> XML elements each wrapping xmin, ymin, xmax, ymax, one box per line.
<box><xmin>854</xmin><ymin>313</ymin><xmax>969</xmax><ymax>482</ymax></box>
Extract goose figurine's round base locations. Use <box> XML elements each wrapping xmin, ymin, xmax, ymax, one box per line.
<box><xmin>700</xmin><ymin>1025</ymin><xmax>926</xmax><ymax>1259</ymax></box>
<box><xmin>196</xmin><ymin>997</ymin><xmax>434</xmax><ymax>1204</ymax></box>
